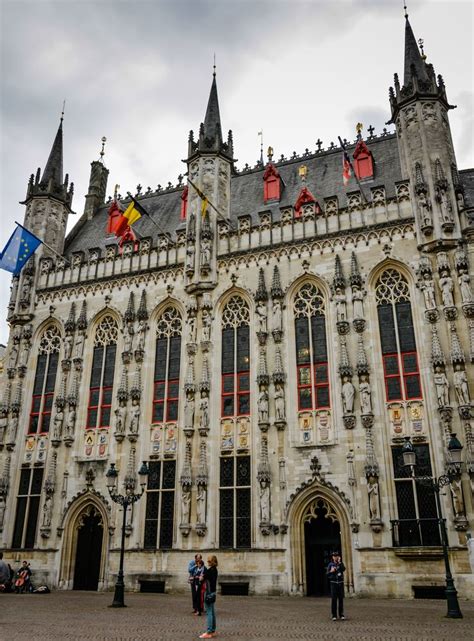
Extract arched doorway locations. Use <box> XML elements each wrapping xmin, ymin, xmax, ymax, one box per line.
<box><xmin>304</xmin><ymin>499</ymin><xmax>341</xmax><ymax>596</ymax></box>
<box><xmin>73</xmin><ymin>506</ymin><xmax>104</xmax><ymax>590</ymax></box>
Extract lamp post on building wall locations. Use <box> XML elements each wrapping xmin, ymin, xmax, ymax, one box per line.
<box><xmin>106</xmin><ymin>460</ymin><xmax>149</xmax><ymax>608</ymax></box>
<box><xmin>401</xmin><ymin>435</ymin><xmax>463</xmax><ymax>619</ymax></box>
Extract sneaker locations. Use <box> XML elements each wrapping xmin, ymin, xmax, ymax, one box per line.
<box><xmin>199</xmin><ymin>634</ymin><xmax>214</xmax><ymax>639</ymax></box>
<box><xmin>340</xmin><ymin>615</ymin><xmax>345</xmax><ymax>620</ymax></box>
<box><xmin>332</xmin><ymin>617</ymin><xmax>337</xmax><ymax>621</ymax></box>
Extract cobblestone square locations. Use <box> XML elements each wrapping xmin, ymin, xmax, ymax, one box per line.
<box><xmin>0</xmin><ymin>592</ymin><xmax>473</xmax><ymax>641</ymax></box>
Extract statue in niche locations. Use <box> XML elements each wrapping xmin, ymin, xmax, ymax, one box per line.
<box><xmin>272</xmin><ymin>299</ymin><xmax>282</xmax><ymax>333</ymax></box>
<box><xmin>258</xmin><ymin>389</ymin><xmax>269</xmax><ymax>423</ymax></box>
<box><xmin>449</xmin><ymin>477</ymin><xmax>464</xmax><ymax>517</ymax></box>
<box><xmin>202</xmin><ymin>310</ymin><xmax>212</xmax><ymax>342</ymax></box>
<box><xmin>184</xmin><ymin>396</ymin><xmax>194</xmax><ymax>431</ymax></box>
<box><xmin>256</xmin><ymin>301</ymin><xmax>267</xmax><ymax>334</ymax></box>
<box><xmin>186</xmin><ymin>244</ymin><xmax>195</xmax><ymax>271</ymax></box>
<box><xmin>439</xmin><ymin>271</ymin><xmax>454</xmax><ymax>308</ymax></box>
<box><xmin>0</xmin><ymin>414</ymin><xmax>7</xmax><ymax>442</ymax></box>
<box><xmin>341</xmin><ymin>377</ymin><xmax>355</xmax><ymax>414</ymax></box>
<box><xmin>437</xmin><ymin>188</ymin><xmax>454</xmax><ymax>225</ymax></box>
<box><xmin>20</xmin><ymin>276</ymin><xmax>32</xmax><ymax>302</ymax></box>
<box><xmin>181</xmin><ymin>487</ymin><xmax>191</xmax><ymax>524</ymax></box>
<box><xmin>123</xmin><ymin>325</ymin><xmax>134</xmax><ymax>353</ymax></box>
<box><xmin>367</xmin><ymin>475</ymin><xmax>380</xmax><ymax>521</ymax></box>
<box><xmin>334</xmin><ymin>288</ymin><xmax>347</xmax><ymax>322</ymax></box>
<box><xmin>129</xmin><ymin>398</ymin><xmax>140</xmax><ymax>434</ymax></box>
<box><xmin>259</xmin><ymin>478</ymin><xmax>270</xmax><ymax>523</ymax></box>
<box><xmin>421</xmin><ymin>274</ymin><xmax>436</xmax><ymax>309</ymax></box>
<box><xmin>136</xmin><ymin>320</ymin><xmax>148</xmax><ymax>351</ymax></box>
<box><xmin>200</xmin><ymin>397</ymin><xmax>209</xmax><ymax>431</ymax></box>
<box><xmin>196</xmin><ymin>485</ymin><xmax>206</xmax><ymax>524</ymax></box>
<box><xmin>453</xmin><ymin>365</ymin><xmax>470</xmax><ymax>405</ymax></box>
<box><xmin>42</xmin><ymin>494</ymin><xmax>53</xmax><ymax>528</ymax></box>
<box><xmin>352</xmin><ymin>287</ymin><xmax>364</xmax><ymax>320</ymax></box>
<box><xmin>115</xmin><ymin>401</ymin><xmax>127</xmax><ymax>437</ymax></box>
<box><xmin>63</xmin><ymin>334</ymin><xmax>73</xmax><ymax>360</ymax></box>
<box><xmin>74</xmin><ymin>331</ymin><xmax>85</xmax><ymax>359</ymax></box>
<box><xmin>275</xmin><ymin>385</ymin><xmax>286</xmax><ymax>421</ymax></box>
<box><xmin>187</xmin><ymin>210</ymin><xmax>196</xmax><ymax>234</ymax></box>
<box><xmin>64</xmin><ymin>408</ymin><xmax>76</xmax><ymax>438</ymax></box>
<box><xmin>187</xmin><ymin>316</ymin><xmax>197</xmax><ymax>344</ymax></box>
<box><xmin>19</xmin><ymin>341</ymin><xmax>31</xmax><ymax>368</ymax></box>
<box><xmin>434</xmin><ymin>366</ymin><xmax>450</xmax><ymax>407</ymax></box>
<box><xmin>6</xmin><ymin>415</ymin><xmax>18</xmax><ymax>444</ymax></box>
<box><xmin>52</xmin><ymin>408</ymin><xmax>64</xmax><ymax>441</ymax></box>
<box><xmin>8</xmin><ymin>343</ymin><xmax>19</xmax><ymax>369</ymax></box>
<box><xmin>359</xmin><ymin>376</ymin><xmax>372</xmax><ymax>414</ymax></box>
<box><xmin>200</xmin><ymin>238</ymin><xmax>211</xmax><ymax>268</ymax></box>
<box><xmin>458</xmin><ymin>270</ymin><xmax>473</xmax><ymax>304</ymax></box>
<box><xmin>417</xmin><ymin>191</ymin><xmax>432</xmax><ymax>228</ymax></box>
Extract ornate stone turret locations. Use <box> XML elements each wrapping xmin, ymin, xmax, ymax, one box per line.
<box><xmin>83</xmin><ymin>138</ymin><xmax>109</xmax><ymax>219</ymax></box>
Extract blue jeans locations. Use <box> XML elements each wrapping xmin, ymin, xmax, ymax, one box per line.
<box><xmin>205</xmin><ymin>596</ymin><xmax>216</xmax><ymax>633</ymax></box>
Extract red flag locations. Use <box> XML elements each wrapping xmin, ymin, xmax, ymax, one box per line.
<box><xmin>343</xmin><ymin>151</ymin><xmax>352</xmax><ymax>186</ymax></box>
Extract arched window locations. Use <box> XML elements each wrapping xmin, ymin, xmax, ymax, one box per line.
<box><xmin>375</xmin><ymin>269</ymin><xmax>421</xmax><ymax>402</ymax></box>
<box><xmin>152</xmin><ymin>307</ymin><xmax>182</xmax><ymax>423</ymax></box>
<box><xmin>221</xmin><ymin>296</ymin><xmax>251</xmax><ymax>417</ymax></box>
<box><xmin>87</xmin><ymin>315</ymin><xmax>118</xmax><ymax>429</ymax></box>
<box><xmin>28</xmin><ymin>325</ymin><xmax>61</xmax><ymax>435</ymax></box>
<box><xmin>294</xmin><ymin>283</ymin><xmax>330</xmax><ymax>410</ymax></box>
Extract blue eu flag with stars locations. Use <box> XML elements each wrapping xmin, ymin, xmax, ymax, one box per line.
<box><xmin>0</xmin><ymin>224</ymin><xmax>42</xmax><ymax>275</ymax></box>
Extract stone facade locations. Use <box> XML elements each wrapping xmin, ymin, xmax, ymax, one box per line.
<box><xmin>0</xmin><ymin>14</ymin><xmax>473</xmax><ymax>599</ymax></box>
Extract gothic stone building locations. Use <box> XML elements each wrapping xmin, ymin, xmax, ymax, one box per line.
<box><xmin>0</xmin><ymin>15</ymin><xmax>473</xmax><ymax>598</ymax></box>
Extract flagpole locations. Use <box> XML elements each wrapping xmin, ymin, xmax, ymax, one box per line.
<box><xmin>125</xmin><ymin>193</ymin><xmax>173</xmax><ymax>242</ymax></box>
<box><xmin>14</xmin><ymin>221</ymin><xmax>71</xmax><ymax>266</ymax></box>
<box><xmin>338</xmin><ymin>137</ymin><xmax>369</xmax><ymax>204</ymax></box>
<box><xmin>187</xmin><ymin>179</ymin><xmax>232</xmax><ymax>227</ymax></box>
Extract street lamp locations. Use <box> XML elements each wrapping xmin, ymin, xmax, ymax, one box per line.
<box><xmin>106</xmin><ymin>460</ymin><xmax>149</xmax><ymax>608</ymax></box>
<box><xmin>401</xmin><ymin>436</ymin><xmax>463</xmax><ymax>619</ymax></box>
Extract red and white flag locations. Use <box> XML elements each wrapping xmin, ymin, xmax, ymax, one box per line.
<box><xmin>342</xmin><ymin>151</ymin><xmax>352</xmax><ymax>186</ymax></box>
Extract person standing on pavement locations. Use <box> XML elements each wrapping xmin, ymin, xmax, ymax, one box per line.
<box><xmin>188</xmin><ymin>553</ymin><xmax>203</xmax><ymax>613</ymax></box>
<box><xmin>193</xmin><ymin>557</ymin><xmax>206</xmax><ymax>616</ymax></box>
<box><xmin>199</xmin><ymin>555</ymin><xmax>218</xmax><ymax>639</ymax></box>
<box><xmin>327</xmin><ymin>552</ymin><xmax>346</xmax><ymax>621</ymax></box>
<box><xmin>0</xmin><ymin>552</ymin><xmax>12</xmax><ymax>592</ymax></box>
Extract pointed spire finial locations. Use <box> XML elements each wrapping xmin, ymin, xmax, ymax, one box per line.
<box><xmin>99</xmin><ymin>136</ymin><xmax>107</xmax><ymax>162</ymax></box>
<box><xmin>60</xmin><ymin>99</ymin><xmax>66</xmax><ymax>125</ymax></box>
<box><xmin>213</xmin><ymin>53</ymin><xmax>216</xmax><ymax>78</ymax></box>
<box><xmin>404</xmin><ymin>1</ymin><xmax>408</xmax><ymax>19</ymax></box>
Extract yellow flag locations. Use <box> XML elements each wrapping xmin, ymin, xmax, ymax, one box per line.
<box><xmin>123</xmin><ymin>201</ymin><xmax>142</xmax><ymax>226</ymax></box>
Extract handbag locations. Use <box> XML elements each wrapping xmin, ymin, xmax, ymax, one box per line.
<box><xmin>205</xmin><ymin>592</ymin><xmax>216</xmax><ymax>605</ymax></box>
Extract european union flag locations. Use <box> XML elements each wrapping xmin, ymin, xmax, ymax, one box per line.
<box><xmin>0</xmin><ymin>224</ymin><xmax>42</xmax><ymax>275</ymax></box>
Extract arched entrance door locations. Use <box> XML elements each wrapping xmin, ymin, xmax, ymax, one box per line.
<box><xmin>304</xmin><ymin>499</ymin><xmax>341</xmax><ymax>596</ymax></box>
<box><xmin>73</xmin><ymin>506</ymin><xmax>103</xmax><ymax>591</ymax></box>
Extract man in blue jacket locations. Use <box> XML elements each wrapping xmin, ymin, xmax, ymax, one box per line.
<box><xmin>188</xmin><ymin>553</ymin><xmax>203</xmax><ymax>613</ymax></box>
<box><xmin>327</xmin><ymin>552</ymin><xmax>346</xmax><ymax>621</ymax></box>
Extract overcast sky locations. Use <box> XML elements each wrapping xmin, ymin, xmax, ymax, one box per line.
<box><xmin>0</xmin><ymin>0</ymin><xmax>473</xmax><ymax>345</ymax></box>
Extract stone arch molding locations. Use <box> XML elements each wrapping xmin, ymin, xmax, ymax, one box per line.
<box><xmin>58</xmin><ymin>489</ymin><xmax>111</xmax><ymax>591</ymax></box>
<box><xmin>287</xmin><ymin>476</ymin><xmax>354</xmax><ymax>596</ymax></box>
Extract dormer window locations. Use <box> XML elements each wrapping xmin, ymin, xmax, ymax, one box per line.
<box><xmin>353</xmin><ymin>140</ymin><xmax>374</xmax><ymax>180</ymax></box>
<box><xmin>180</xmin><ymin>185</ymin><xmax>188</xmax><ymax>220</ymax></box>
<box><xmin>294</xmin><ymin>186</ymin><xmax>317</xmax><ymax>218</ymax></box>
<box><xmin>263</xmin><ymin>163</ymin><xmax>281</xmax><ymax>203</ymax></box>
<box><xmin>107</xmin><ymin>200</ymin><xmax>122</xmax><ymax>234</ymax></box>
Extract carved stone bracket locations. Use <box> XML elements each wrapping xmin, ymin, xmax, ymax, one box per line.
<box><xmin>369</xmin><ymin>518</ymin><xmax>384</xmax><ymax>533</ymax></box>
<box><xmin>343</xmin><ymin>415</ymin><xmax>356</xmax><ymax>430</ymax></box>
<box><xmin>443</xmin><ymin>306</ymin><xmax>457</xmax><ymax>322</ymax></box>
<box><xmin>425</xmin><ymin>309</ymin><xmax>439</xmax><ymax>323</ymax></box>
<box><xmin>336</xmin><ymin>320</ymin><xmax>350</xmax><ymax>335</ymax></box>
<box><xmin>462</xmin><ymin>303</ymin><xmax>474</xmax><ymax>319</ymax></box>
<box><xmin>353</xmin><ymin>318</ymin><xmax>366</xmax><ymax>333</ymax></box>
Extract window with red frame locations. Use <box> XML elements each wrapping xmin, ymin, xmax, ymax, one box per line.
<box><xmin>152</xmin><ymin>307</ymin><xmax>182</xmax><ymax>424</ymax></box>
<box><xmin>376</xmin><ymin>271</ymin><xmax>421</xmax><ymax>403</ymax></box>
<box><xmin>221</xmin><ymin>296</ymin><xmax>251</xmax><ymax>418</ymax></box>
<box><xmin>353</xmin><ymin>140</ymin><xmax>374</xmax><ymax>180</ymax></box>
<box><xmin>29</xmin><ymin>351</ymin><xmax>59</xmax><ymax>434</ymax></box>
<box><xmin>87</xmin><ymin>344</ymin><xmax>117</xmax><ymax>428</ymax></box>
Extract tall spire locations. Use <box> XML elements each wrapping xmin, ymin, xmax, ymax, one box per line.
<box><xmin>41</xmin><ymin>115</ymin><xmax>64</xmax><ymax>187</ymax></box>
<box><xmin>403</xmin><ymin>13</ymin><xmax>428</xmax><ymax>86</ymax></box>
<box><xmin>199</xmin><ymin>71</ymin><xmax>223</xmax><ymax>152</ymax></box>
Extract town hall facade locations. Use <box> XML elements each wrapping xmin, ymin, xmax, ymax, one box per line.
<box><xmin>0</xmin><ymin>14</ymin><xmax>473</xmax><ymax>598</ymax></box>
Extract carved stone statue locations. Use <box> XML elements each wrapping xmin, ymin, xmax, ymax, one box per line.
<box><xmin>8</xmin><ymin>343</ymin><xmax>19</xmax><ymax>369</ymax></box>
<box><xmin>74</xmin><ymin>331</ymin><xmax>85</xmax><ymax>359</ymax></box>
<box><xmin>421</xmin><ymin>274</ymin><xmax>436</xmax><ymax>309</ymax></box>
<box><xmin>196</xmin><ymin>485</ymin><xmax>206</xmax><ymax>523</ymax></box>
<box><xmin>52</xmin><ymin>408</ymin><xmax>64</xmax><ymax>441</ymax></box>
<box><xmin>417</xmin><ymin>191</ymin><xmax>432</xmax><ymax>228</ymax></box>
<box><xmin>274</xmin><ymin>385</ymin><xmax>286</xmax><ymax>421</ymax></box>
<box><xmin>367</xmin><ymin>475</ymin><xmax>380</xmax><ymax>521</ymax></box>
<box><xmin>186</xmin><ymin>244</ymin><xmax>195</xmax><ymax>271</ymax></box>
<box><xmin>439</xmin><ymin>271</ymin><xmax>454</xmax><ymax>307</ymax></box>
<box><xmin>449</xmin><ymin>477</ymin><xmax>464</xmax><ymax>517</ymax></box>
<box><xmin>434</xmin><ymin>366</ymin><xmax>450</xmax><ymax>407</ymax></box>
<box><xmin>437</xmin><ymin>188</ymin><xmax>454</xmax><ymax>225</ymax></box>
<box><xmin>20</xmin><ymin>276</ymin><xmax>32</xmax><ymax>302</ymax></box>
<box><xmin>64</xmin><ymin>408</ymin><xmax>76</xmax><ymax>438</ymax></box>
<box><xmin>258</xmin><ymin>389</ymin><xmax>269</xmax><ymax>423</ymax></box>
<box><xmin>187</xmin><ymin>316</ymin><xmax>197</xmax><ymax>344</ymax></box>
<box><xmin>200</xmin><ymin>397</ymin><xmax>209</xmax><ymax>431</ymax></box>
<box><xmin>0</xmin><ymin>415</ymin><xmax>7</xmax><ymax>443</ymax></box>
<box><xmin>256</xmin><ymin>301</ymin><xmax>267</xmax><ymax>334</ymax></box>
<box><xmin>202</xmin><ymin>310</ymin><xmax>212</xmax><ymax>342</ymax></box>
<box><xmin>200</xmin><ymin>238</ymin><xmax>211</xmax><ymax>267</ymax></box>
<box><xmin>123</xmin><ymin>325</ymin><xmax>134</xmax><ymax>353</ymax></box>
<box><xmin>453</xmin><ymin>365</ymin><xmax>470</xmax><ymax>405</ymax></box>
<box><xmin>181</xmin><ymin>487</ymin><xmax>191</xmax><ymax>524</ymax></box>
<box><xmin>129</xmin><ymin>398</ymin><xmax>140</xmax><ymax>434</ymax></box>
<box><xmin>184</xmin><ymin>397</ymin><xmax>194</xmax><ymax>432</ymax></box>
<box><xmin>115</xmin><ymin>402</ymin><xmax>127</xmax><ymax>437</ymax></box>
<box><xmin>352</xmin><ymin>287</ymin><xmax>364</xmax><ymax>320</ymax></box>
<box><xmin>41</xmin><ymin>494</ymin><xmax>53</xmax><ymax>528</ymax></box>
<box><xmin>334</xmin><ymin>288</ymin><xmax>347</xmax><ymax>322</ymax></box>
<box><xmin>136</xmin><ymin>320</ymin><xmax>148</xmax><ymax>351</ymax></box>
<box><xmin>458</xmin><ymin>270</ymin><xmax>473</xmax><ymax>304</ymax></box>
<box><xmin>259</xmin><ymin>479</ymin><xmax>270</xmax><ymax>523</ymax></box>
<box><xmin>359</xmin><ymin>376</ymin><xmax>372</xmax><ymax>414</ymax></box>
<box><xmin>341</xmin><ymin>377</ymin><xmax>355</xmax><ymax>414</ymax></box>
<box><xmin>64</xmin><ymin>334</ymin><xmax>73</xmax><ymax>360</ymax></box>
<box><xmin>6</xmin><ymin>415</ymin><xmax>18</xmax><ymax>445</ymax></box>
<box><xmin>272</xmin><ymin>300</ymin><xmax>282</xmax><ymax>333</ymax></box>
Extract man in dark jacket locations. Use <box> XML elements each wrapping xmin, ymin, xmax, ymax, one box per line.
<box><xmin>326</xmin><ymin>552</ymin><xmax>346</xmax><ymax>621</ymax></box>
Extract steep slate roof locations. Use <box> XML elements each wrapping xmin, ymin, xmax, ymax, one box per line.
<box><xmin>41</xmin><ymin>120</ymin><xmax>64</xmax><ymax>187</ymax></box>
<box><xmin>64</xmin><ymin>133</ymin><xmax>403</xmax><ymax>255</ymax></box>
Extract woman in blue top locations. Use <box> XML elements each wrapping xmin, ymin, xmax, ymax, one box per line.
<box><xmin>199</xmin><ymin>555</ymin><xmax>218</xmax><ymax>639</ymax></box>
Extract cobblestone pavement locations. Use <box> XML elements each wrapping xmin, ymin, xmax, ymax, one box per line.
<box><xmin>0</xmin><ymin>592</ymin><xmax>473</xmax><ymax>641</ymax></box>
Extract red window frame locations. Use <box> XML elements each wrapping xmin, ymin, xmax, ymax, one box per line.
<box><xmin>87</xmin><ymin>386</ymin><xmax>113</xmax><ymax>429</ymax></box>
<box><xmin>237</xmin><ymin>372</ymin><xmax>250</xmax><ymax>416</ymax></box>
<box><xmin>151</xmin><ymin>377</ymin><xmax>180</xmax><ymax>423</ymax></box>
<box><xmin>297</xmin><ymin>364</ymin><xmax>330</xmax><ymax>411</ymax></box>
<box><xmin>382</xmin><ymin>351</ymin><xmax>421</xmax><ymax>402</ymax></box>
<box><xmin>382</xmin><ymin>353</ymin><xmax>402</xmax><ymax>402</ymax></box>
<box><xmin>401</xmin><ymin>351</ymin><xmax>421</xmax><ymax>400</ymax></box>
<box><xmin>220</xmin><ymin>372</ymin><xmax>250</xmax><ymax>418</ymax></box>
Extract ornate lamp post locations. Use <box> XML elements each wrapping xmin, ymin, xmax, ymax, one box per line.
<box><xmin>401</xmin><ymin>435</ymin><xmax>463</xmax><ymax>619</ymax></box>
<box><xmin>106</xmin><ymin>460</ymin><xmax>149</xmax><ymax>608</ymax></box>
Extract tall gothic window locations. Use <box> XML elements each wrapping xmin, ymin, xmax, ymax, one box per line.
<box><xmin>87</xmin><ymin>315</ymin><xmax>118</xmax><ymax>429</ymax></box>
<box><xmin>293</xmin><ymin>283</ymin><xmax>330</xmax><ymax>410</ymax></box>
<box><xmin>144</xmin><ymin>460</ymin><xmax>176</xmax><ymax>549</ymax></box>
<box><xmin>391</xmin><ymin>444</ymin><xmax>440</xmax><ymax>546</ymax></box>
<box><xmin>29</xmin><ymin>325</ymin><xmax>61</xmax><ymax>435</ymax></box>
<box><xmin>152</xmin><ymin>307</ymin><xmax>182</xmax><ymax>424</ymax></box>
<box><xmin>12</xmin><ymin>467</ymin><xmax>44</xmax><ymax>549</ymax></box>
<box><xmin>219</xmin><ymin>455</ymin><xmax>251</xmax><ymax>549</ymax></box>
<box><xmin>221</xmin><ymin>296</ymin><xmax>251</xmax><ymax>418</ymax></box>
<box><xmin>375</xmin><ymin>270</ymin><xmax>421</xmax><ymax>402</ymax></box>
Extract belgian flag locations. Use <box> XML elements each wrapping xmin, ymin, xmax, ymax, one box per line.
<box><xmin>115</xmin><ymin>195</ymin><xmax>149</xmax><ymax>237</ymax></box>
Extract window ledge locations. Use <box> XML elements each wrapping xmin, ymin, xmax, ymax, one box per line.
<box><xmin>394</xmin><ymin>546</ymin><xmax>444</xmax><ymax>560</ymax></box>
